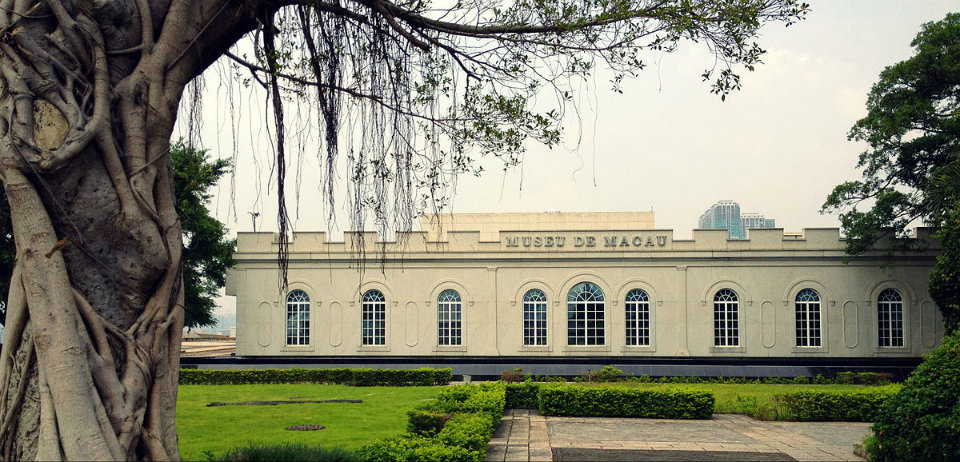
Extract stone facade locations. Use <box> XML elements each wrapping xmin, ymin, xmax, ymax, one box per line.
<box><xmin>226</xmin><ymin>213</ymin><xmax>944</xmax><ymax>358</ymax></box>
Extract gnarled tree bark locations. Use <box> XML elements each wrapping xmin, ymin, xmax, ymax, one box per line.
<box><xmin>0</xmin><ymin>1</ymin><xmax>257</xmax><ymax>459</ymax></box>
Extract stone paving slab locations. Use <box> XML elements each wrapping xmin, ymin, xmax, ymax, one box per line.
<box><xmin>486</xmin><ymin>410</ymin><xmax>869</xmax><ymax>462</ymax></box>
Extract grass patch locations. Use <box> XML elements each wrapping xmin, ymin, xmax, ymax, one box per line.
<box><xmin>177</xmin><ymin>384</ymin><xmax>444</xmax><ymax>461</ymax></box>
<box><xmin>568</xmin><ymin>382</ymin><xmax>900</xmax><ymax>419</ymax></box>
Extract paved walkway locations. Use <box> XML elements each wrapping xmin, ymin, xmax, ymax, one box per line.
<box><xmin>487</xmin><ymin>410</ymin><xmax>870</xmax><ymax>462</ymax></box>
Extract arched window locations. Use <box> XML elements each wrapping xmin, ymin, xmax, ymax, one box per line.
<box><xmin>567</xmin><ymin>282</ymin><xmax>604</xmax><ymax>346</ymax></box>
<box><xmin>795</xmin><ymin>289</ymin><xmax>821</xmax><ymax>347</ymax></box>
<box><xmin>625</xmin><ymin>289</ymin><xmax>650</xmax><ymax>346</ymax></box>
<box><xmin>878</xmin><ymin>289</ymin><xmax>904</xmax><ymax>347</ymax></box>
<box><xmin>438</xmin><ymin>289</ymin><xmax>462</xmax><ymax>346</ymax></box>
<box><xmin>362</xmin><ymin>290</ymin><xmax>386</xmax><ymax>346</ymax></box>
<box><xmin>286</xmin><ymin>289</ymin><xmax>310</xmax><ymax>346</ymax></box>
<box><xmin>713</xmin><ymin>289</ymin><xmax>739</xmax><ymax>347</ymax></box>
<box><xmin>523</xmin><ymin>289</ymin><xmax>548</xmax><ymax>346</ymax></box>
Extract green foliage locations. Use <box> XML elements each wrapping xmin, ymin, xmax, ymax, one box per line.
<box><xmin>823</xmin><ymin>13</ymin><xmax>960</xmax><ymax>252</ymax></box>
<box><xmin>171</xmin><ymin>141</ymin><xmax>236</xmax><ymax>329</ymax></box>
<box><xmin>436</xmin><ymin>413</ymin><xmax>497</xmax><ymax>454</ymax></box>
<box><xmin>360</xmin><ymin>383</ymin><xmax>506</xmax><ymax>462</ymax></box>
<box><xmin>213</xmin><ymin>443</ymin><xmax>361</xmax><ymax>462</ymax></box>
<box><xmin>538</xmin><ymin>384</ymin><xmax>714</xmax><ymax>419</ymax></box>
<box><xmin>836</xmin><ymin>372</ymin><xmax>893</xmax><ymax>386</ymax></box>
<box><xmin>178</xmin><ymin>367</ymin><xmax>452</xmax><ymax>386</ymax></box>
<box><xmin>929</xmin><ymin>208</ymin><xmax>960</xmax><ymax>333</ymax></box>
<box><xmin>577</xmin><ymin>365</ymin><xmax>625</xmax><ymax>382</ymax></box>
<box><xmin>771</xmin><ymin>386</ymin><xmax>900</xmax><ymax>422</ymax></box>
<box><xmin>357</xmin><ymin>435</ymin><xmax>480</xmax><ymax>462</ymax></box>
<box><xmin>406</xmin><ymin>408</ymin><xmax>448</xmax><ymax>436</ymax></box>
<box><xmin>822</xmin><ymin>10</ymin><xmax>960</xmax><ymax>331</ymax></box>
<box><xmin>869</xmin><ymin>332</ymin><xmax>960</xmax><ymax>462</ymax></box>
<box><xmin>505</xmin><ymin>382</ymin><xmax>541</xmax><ymax>409</ymax></box>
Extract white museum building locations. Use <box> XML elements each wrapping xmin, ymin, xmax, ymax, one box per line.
<box><xmin>225</xmin><ymin>212</ymin><xmax>945</xmax><ymax>369</ymax></box>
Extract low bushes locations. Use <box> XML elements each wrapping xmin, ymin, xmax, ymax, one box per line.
<box><xmin>214</xmin><ymin>443</ymin><xmax>362</xmax><ymax>462</ymax></box>
<box><xmin>179</xmin><ymin>367</ymin><xmax>452</xmax><ymax>386</ymax></box>
<box><xmin>836</xmin><ymin>372</ymin><xmax>893</xmax><ymax>385</ymax></box>
<box><xmin>771</xmin><ymin>386</ymin><xmax>900</xmax><ymax>421</ymax></box>
<box><xmin>869</xmin><ymin>331</ymin><xmax>960</xmax><ymax>462</ymax></box>
<box><xmin>538</xmin><ymin>384</ymin><xmax>714</xmax><ymax>419</ymax></box>
<box><xmin>359</xmin><ymin>383</ymin><xmax>506</xmax><ymax>462</ymax></box>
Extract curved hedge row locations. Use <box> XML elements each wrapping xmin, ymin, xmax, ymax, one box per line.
<box><xmin>178</xmin><ymin>367</ymin><xmax>452</xmax><ymax>386</ymax></box>
<box><xmin>359</xmin><ymin>383</ymin><xmax>506</xmax><ymax>462</ymax></box>
<box><xmin>538</xmin><ymin>385</ymin><xmax>715</xmax><ymax>419</ymax></box>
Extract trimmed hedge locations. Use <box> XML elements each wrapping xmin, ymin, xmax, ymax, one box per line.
<box><xmin>538</xmin><ymin>385</ymin><xmax>714</xmax><ymax>419</ymax></box>
<box><xmin>178</xmin><ymin>367</ymin><xmax>452</xmax><ymax>386</ymax></box>
<box><xmin>359</xmin><ymin>383</ymin><xmax>506</xmax><ymax>462</ymax></box>
<box><xmin>772</xmin><ymin>386</ymin><xmax>900</xmax><ymax>421</ymax></box>
<box><xmin>505</xmin><ymin>382</ymin><xmax>541</xmax><ymax>409</ymax></box>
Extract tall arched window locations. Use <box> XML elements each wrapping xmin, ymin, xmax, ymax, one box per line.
<box><xmin>567</xmin><ymin>282</ymin><xmax>604</xmax><ymax>345</ymax></box>
<box><xmin>795</xmin><ymin>289</ymin><xmax>821</xmax><ymax>347</ymax></box>
<box><xmin>523</xmin><ymin>289</ymin><xmax>548</xmax><ymax>346</ymax></box>
<box><xmin>878</xmin><ymin>289</ymin><xmax>904</xmax><ymax>347</ymax></box>
<box><xmin>362</xmin><ymin>290</ymin><xmax>386</xmax><ymax>346</ymax></box>
<box><xmin>286</xmin><ymin>289</ymin><xmax>310</xmax><ymax>346</ymax></box>
<box><xmin>438</xmin><ymin>289</ymin><xmax>462</xmax><ymax>346</ymax></box>
<box><xmin>713</xmin><ymin>289</ymin><xmax>739</xmax><ymax>347</ymax></box>
<box><xmin>625</xmin><ymin>289</ymin><xmax>650</xmax><ymax>346</ymax></box>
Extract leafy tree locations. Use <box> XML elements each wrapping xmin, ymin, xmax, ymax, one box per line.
<box><xmin>170</xmin><ymin>143</ymin><xmax>235</xmax><ymax>330</ymax></box>
<box><xmin>822</xmin><ymin>13</ymin><xmax>960</xmax><ymax>330</ymax></box>
<box><xmin>0</xmin><ymin>1</ymin><xmax>807</xmax><ymax>460</ymax></box>
<box><xmin>0</xmin><ymin>144</ymin><xmax>234</xmax><ymax>331</ymax></box>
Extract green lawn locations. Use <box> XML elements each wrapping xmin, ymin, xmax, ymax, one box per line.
<box><xmin>577</xmin><ymin>382</ymin><xmax>900</xmax><ymax>418</ymax></box>
<box><xmin>176</xmin><ymin>384</ymin><xmax>444</xmax><ymax>461</ymax></box>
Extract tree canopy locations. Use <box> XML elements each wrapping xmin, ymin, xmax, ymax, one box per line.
<box><xmin>822</xmin><ymin>12</ymin><xmax>960</xmax><ymax>330</ymax></box>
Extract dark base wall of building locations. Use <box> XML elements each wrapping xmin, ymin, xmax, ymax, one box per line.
<box><xmin>180</xmin><ymin>355</ymin><xmax>922</xmax><ymax>381</ymax></box>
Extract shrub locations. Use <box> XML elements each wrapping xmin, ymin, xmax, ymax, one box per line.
<box><xmin>772</xmin><ymin>386</ymin><xmax>899</xmax><ymax>421</ymax></box>
<box><xmin>178</xmin><ymin>367</ymin><xmax>452</xmax><ymax>386</ymax></box>
<box><xmin>407</xmin><ymin>408</ymin><xmax>449</xmax><ymax>436</ymax></box>
<box><xmin>578</xmin><ymin>365</ymin><xmax>625</xmax><ymax>382</ymax></box>
<box><xmin>869</xmin><ymin>332</ymin><xmax>960</xmax><ymax>462</ymax></box>
<box><xmin>500</xmin><ymin>368</ymin><xmax>524</xmax><ymax>383</ymax></box>
<box><xmin>505</xmin><ymin>382</ymin><xmax>540</xmax><ymax>409</ymax></box>
<box><xmin>362</xmin><ymin>383</ymin><xmax>506</xmax><ymax>462</ymax></box>
<box><xmin>214</xmin><ymin>443</ymin><xmax>361</xmax><ymax>462</ymax></box>
<box><xmin>357</xmin><ymin>435</ymin><xmax>480</xmax><ymax>462</ymax></box>
<box><xmin>436</xmin><ymin>413</ymin><xmax>497</xmax><ymax>454</ymax></box>
<box><xmin>538</xmin><ymin>385</ymin><xmax>714</xmax><ymax>419</ymax></box>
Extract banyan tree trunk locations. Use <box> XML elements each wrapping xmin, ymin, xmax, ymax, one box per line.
<box><xmin>0</xmin><ymin>1</ymin><xmax>257</xmax><ymax>460</ymax></box>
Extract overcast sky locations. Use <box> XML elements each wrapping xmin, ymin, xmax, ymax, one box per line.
<box><xmin>189</xmin><ymin>1</ymin><xmax>957</xmax><ymax>243</ymax></box>
<box><xmin>188</xmin><ymin>1</ymin><xmax>958</xmax><ymax>320</ymax></box>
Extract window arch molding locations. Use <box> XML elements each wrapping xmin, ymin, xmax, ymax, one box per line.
<box><xmin>557</xmin><ymin>271</ymin><xmax>613</xmax><ymax>303</ymax></box>
<box><xmin>355</xmin><ymin>280</ymin><xmax>396</xmax><ymax>307</ymax></box>
<box><xmin>615</xmin><ymin>279</ymin><xmax>661</xmax><ymax>307</ymax></box>
<box><xmin>511</xmin><ymin>278</ymin><xmax>557</xmax><ymax>307</ymax></box>
<box><xmin>426</xmin><ymin>279</ymin><xmax>472</xmax><ymax>307</ymax></box>
<box><xmin>781</xmin><ymin>278</ymin><xmax>834</xmax><ymax>307</ymax></box>
<box><xmin>700</xmin><ymin>279</ymin><xmax>752</xmax><ymax>307</ymax></box>
<box><xmin>865</xmin><ymin>279</ymin><xmax>917</xmax><ymax>307</ymax></box>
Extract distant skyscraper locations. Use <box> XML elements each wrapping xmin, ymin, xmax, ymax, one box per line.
<box><xmin>699</xmin><ymin>200</ymin><xmax>743</xmax><ymax>239</ymax></box>
<box><xmin>699</xmin><ymin>202</ymin><xmax>776</xmax><ymax>239</ymax></box>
